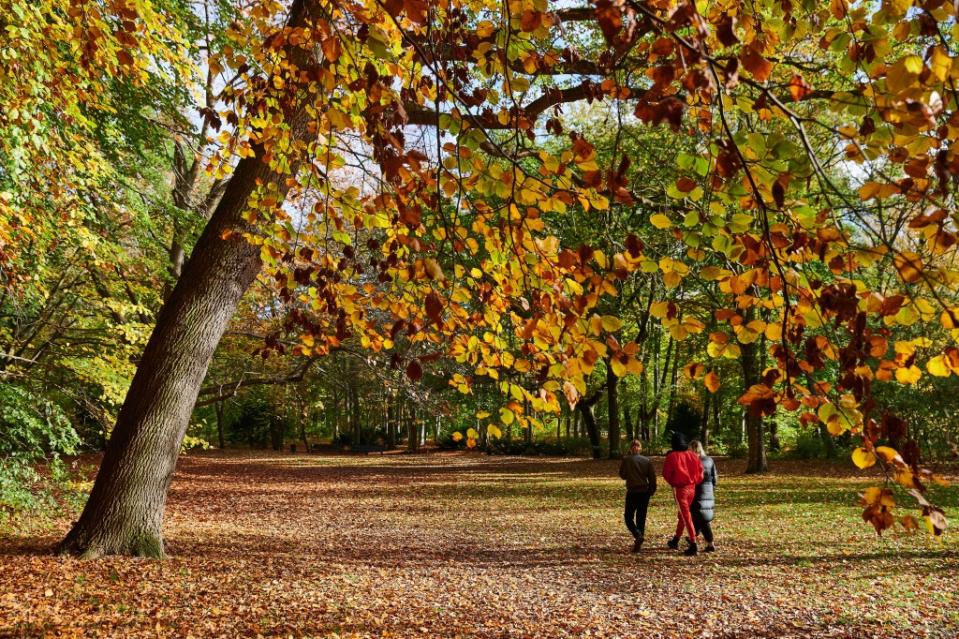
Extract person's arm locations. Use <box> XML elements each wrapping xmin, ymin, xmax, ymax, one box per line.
<box><xmin>647</xmin><ymin>460</ymin><xmax>657</xmax><ymax>494</ymax></box>
<box><xmin>662</xmin><ymin>453</ymin><xmax>674</xmax><ymax>486</ymax></box>
<box><xmin>711</xmin><ymin>459</ymin><xmax>718</xmax><ymax>486</ymax></box>
<box><xmin>619</xmin><ymin>457</ymin><xmax>628</xmax><ymax>480</ymax></box>
<box><xmin>693</xmin><ymin>453</ymin><xmax>704</xmax><ymax>484</ymax></box>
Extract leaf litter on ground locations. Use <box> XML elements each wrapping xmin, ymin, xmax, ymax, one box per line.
<box><xmin>1</xmin><ymin>451</ymin><xmax>957</xmax><ymax>638</ymax></box>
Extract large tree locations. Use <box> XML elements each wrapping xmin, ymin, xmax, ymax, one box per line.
<box><xmin>35</xmin><ymin>0</ymin><xmax>958</xmax><ymax>556</ymax></box>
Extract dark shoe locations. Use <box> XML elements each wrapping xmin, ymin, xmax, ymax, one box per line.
<box><xmin>666</xmin><ymin>536</ymin><xmax>680</xmax><ymax>550</ymax></box>
<box><xmin>631</xmin><ymin>538</ymin><xmax>643</xmax><ymax>553</ymax></box>
<box><xmin>683</xmin><ymin>541</ymin><xmax>698</xmax><ymax>556</ymax></box>
<box><xmin>704</xmin><ymin>544</ymin><xmax>716</xmax><ymax>553</ymax></box>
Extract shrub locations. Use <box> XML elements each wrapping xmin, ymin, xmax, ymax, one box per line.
<box><xmin>724</xmin><ymin>441</ymin><xmax>748</xmax><ymax>459</ymax></box>
<box><xmin>0</xmin><ymin>383</ymin><xmax>79</xmax><ymax>512</ymax></box>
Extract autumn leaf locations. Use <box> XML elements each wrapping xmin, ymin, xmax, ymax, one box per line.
<box><xmin>406</xmin><ymin>359</ymin><xmax>423</xmax><ymax>381</ymax></box>
<box><xmin>740</xmin><ymin>49</ymin><xmax>773</xmax><ymax>82</ymax></box>
<box><xmin>852</xmin><ymin>447</ymin><xmax>876</xmax><ymax>470</ymax></box>
<box><xmin>704</xmin><ymin>371</ymin><xmax>720</xmax><ymax>393</ymax></box>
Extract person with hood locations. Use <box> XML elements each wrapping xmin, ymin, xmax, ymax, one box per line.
<box><xmin>662</xmin><ymin>431</ymin><xmax>703</xmax><ymax>555</ymax></box>
<box><xmin>618</xmin><ymin>439</ymin><xmax>657</xmax><ymax>552</ymax></box>
<box><xmin>690</xmin><ymin>439</ymin><xmax>717</xmax><ymax>552</ymax></box>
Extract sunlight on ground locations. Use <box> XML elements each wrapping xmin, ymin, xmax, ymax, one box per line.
<box><xmin>1</xmin><ymin>452</ymin><xmax>957</xmax><ymax>638</ymax></box>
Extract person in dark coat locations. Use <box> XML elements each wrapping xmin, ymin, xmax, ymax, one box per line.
<box><xmin>690</xmin><ymin>439</ymin><xmax>717</xmax><ymax>552</ymax></box>
<box><xmin>618</xmin><ymin>439</ymin><xmax>657</xmax><ymax>552</ymax></box>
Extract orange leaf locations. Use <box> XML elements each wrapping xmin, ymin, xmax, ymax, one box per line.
<box><xmin>704</xmin><ymin>371</ymin><xmax>721</xmax><ymax>393</ymax></box>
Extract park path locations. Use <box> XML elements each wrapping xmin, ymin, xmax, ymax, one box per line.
<box><xmin>1</xmin><ymin>451</ymin><xmax>957</xmax><ymax>638</ymax></box>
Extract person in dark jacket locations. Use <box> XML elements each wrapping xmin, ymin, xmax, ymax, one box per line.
<box><xmin>618</xmin><ymin>439</ymin><xmax>657</xmax><ymax>552</ymax></box>
<box><xmin>690</xmin><ymin>439</ymin><xmax>717</xmax><ymax>552</ymax></box>
<box><xmin>662</xmin><ymin>431</ymin><xmax>703</xmax><ymax>556</ymax></box>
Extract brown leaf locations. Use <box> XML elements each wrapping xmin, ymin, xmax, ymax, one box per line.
<box><xmin>740</xmin><ymin>49</ymin><xmax>773</xmax><ymax>82</ymax></box>
<box><xmin>405</xmin><ymin>359</ymin><xmax>423</xmax><ymax>381</ymax></box>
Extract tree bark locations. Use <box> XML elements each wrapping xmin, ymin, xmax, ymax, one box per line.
<box><xmin>819</xmin><ymin>423</ymin><xmax>836</xmax><ymax>458</ymax></box>
<box><xmin>606</xmin><ymin>359</ymin><xmax>621</xmax><ymax>459</ymax></box>
<box><xmin>215</xmin><ymin>399</ymin><xmax>226</xmax><ymax>450</ymax></box>
<box><xmin>700</xmin><ymin>392</ymin><xmax>710</xmax><ymax>449</ymax></box>
<box><xmin>349</xmin><ymin>378</ymin><xmax>361</xmax><ymax>445</ymax></box>
<box><xmin>56</xmin><ymin>0</ymin><xmax>314</xmax><ymax>559</ymax></box>
<box><xmin>741</xmin><ymin>337</ymin><xmax>768</xmax><ymax>474</ymax></box>
<box><xmin>576</xmin><ymin>387</ymin><xmax>605</xmax><ymax>459</ymax></box>
<box><xmin>623</xmin><ymin>405</ymin><xmax>634</xmax><ymax>442</ymax></box>
<box><xmin>768</xmin><ymin>419</ymin><xmax>780</xmax><ymax>452</ymax></box>
<box><xmin>712</xmin><ymin>394</ymin><xmax>721</xmax><ymax>443</ymax></box>
<box><xmin>386</xmin><ymin>396</ymin><xmax>397</xmax><ymax>448</ymax></box>
<box><xmin>407</xmin><ymin>405</ymin><xmax>418</xmax><ymax>452</ymax></box>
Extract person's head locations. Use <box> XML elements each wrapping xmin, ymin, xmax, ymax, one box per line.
<box><xmin>629</xmin><ymin>439</ymin><xmax>642</xmax><ymax>455</ymax></box>
<box><xmin>670</xmin><ymin>430</ymin><xmax>688</xmax><ymax>452</ymax></box>
<box><xmin>690</xmin><ymin>439</ymin><xmax>706</xmax><ymax>456</ymax></box>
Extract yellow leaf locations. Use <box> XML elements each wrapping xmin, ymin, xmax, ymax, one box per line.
<box><xmin>466</xmin><ymin>428</ymin><xmax>478</xmax><ymax>439</ymax></box>
<box><xmin>875</xmin><ymin>446</ymin><xmax>900</xmax><ymax>462</ymax></box>
<box><xmin>765</xmin><ymin>322</ymin><xmax>783</xmax><ymax>341</ymax></box>
<box><xmin>610</xmin><ymin>358</ymin><xmax>627</xmax><ymax>378</ymax></box>
<box><xmin>626</xmin><ymin>357</ymin><xmax>644</xmax><ymax>375</ymax></box>
<box><xmin>926</xmin><ymin>355</ymin><xmax>952</xmax><ymax>377</ymax></box>
<box><xmin>861</xmin><ymin>486</ymin><xmax>883</xmax><ymax>506</ymax></box>
<box><xmin>826</xmin><ymin>419</ymin><xmax>846</xmax><ymax>436</ymax></box>
<box><xmin>589</xmin><ymin>314</ymin><xmax>603</xmax><ymax>336</ymax></box>
<box><xmin>487</xmin><ymin>424</ymin><xmax>503</xmax><ymax>439</ymax></box>
<box><xmin>931</xmin><ymin>47</ymin><xmax>952</xmax><ymax>82</ymax></box>
<box><xmin>650</xmin><ymin>213</ymin><xmax>672</xmax><ymax>229</ymax></box>
<box><xmin>895</xmin><ymin>365</ymin><xmax>921</xmax><ymax>384</ymax></box>
<box><xmin>500</xmin><ymin>407</ymin><xmax>515</xmax><ymax>425</ymax></box>
<box><xmin>896</xmin><ymin>468</ymin><xmax>917</xmax><ymax>489</ymax></box>
<box><xmin>724</xmin><ymin>343</ymin><xmax>741</xmax><ymax>359</ymax></box>
<box><xmin>852</xmin><ymin>447</ymin><xmax>876</xmax><ymax>470</ymax></box>
<box><xmin>452</xmin><ymin>431</ymin><xmax>464</xmax><ymax>442</ymax></box>
<box><xmin>663</xmin><ymin>270</ymin><xmax>682</xmax><ymax>289</ymax></box>
<box><xmin>601</xmin><ymin>315</ymin><xmax>623</xmax><ymax>332</ymax></box>
<box><xmin>650</xmin><ymin>301</ymin><xmax>670</xmax><ymax>318</ymax></box>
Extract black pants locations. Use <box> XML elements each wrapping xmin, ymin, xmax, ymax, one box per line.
<box><xmin>624</xmin><ymin>490</ymin><xmax>652</xmax><ymax>539</ymax></box>
<box><xmin>691</xmin><ymin>509</ymin><xmax>714</xmax><ymax>543</ymax></box>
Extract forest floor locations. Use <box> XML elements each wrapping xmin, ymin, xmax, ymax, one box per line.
<box><xmin>1</xmin><ymin>451</ymin><xmax>958</xmax><ymax>639</ymax></box>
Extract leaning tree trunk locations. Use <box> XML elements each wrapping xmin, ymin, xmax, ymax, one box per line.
<box><xmin>57</xmin><ymin>0</ymin><xmax>314</xmax><ymax>559</ymax></box>
<box><xmin>57</xmin><ymin>188</ymin><xmax>264</xmax><ymax>556</ymax></box>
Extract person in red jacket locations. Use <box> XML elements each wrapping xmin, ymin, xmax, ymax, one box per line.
<box><xmin>662</xmin><ymin>431</ymin><xmax>704</xmax><ymax>556</ymax></box>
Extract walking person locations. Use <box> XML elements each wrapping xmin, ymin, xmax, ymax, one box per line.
<box><xmin>618</xmin><ymin>439</ymin><xmax>657</xmax><ymax>552</ymax></box>
<box><xmin>662</xmin><ymin>431</ymin><xmax>703</xmax><ymax>556</ymax></box>
<box><xmin>689</xmin><ymin>439</ymin><xmax>717</xmax><ymax>552</ymax></box>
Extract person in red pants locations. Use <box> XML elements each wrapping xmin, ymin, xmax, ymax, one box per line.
<box><xmin>662</xmin><ymin>431</ymin><xmax>704</xmax><ymax>556</ymax></box>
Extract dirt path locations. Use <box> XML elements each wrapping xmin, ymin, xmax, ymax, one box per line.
<box><xmin>2</xmin><ymin>452</ymin><xmax>957</xmax><ymax>638</ymax></box>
